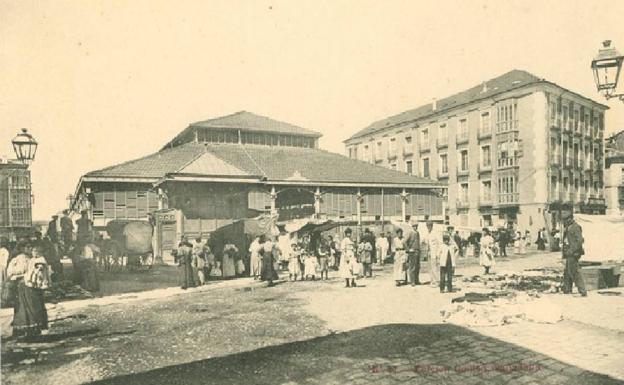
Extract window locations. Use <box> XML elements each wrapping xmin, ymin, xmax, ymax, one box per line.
<box><xmin>480</xmin><ymin>112</ymin><xmax>491</xmax><ymax>134</ymax></box>
<box><xmin>405</xmin><ymin>136</ymin><xmax>412</xmax><ymax>145</ymax></box>
<box><xmin>460</xmin><ymin>150</ymin><xmax>469</xmax><ymax>171</ymax></box>
<box><xmin>498</xmin><ymin>175</ymin><xmax>518</xmax><ymax>203</ymax></box>
<box><xmin>439</xmin><ymin>154</ymin><xmax>448</xmax><ymax>174</ymax></box>
<box><xmin>549</xmin><ymin>102</ymin><xmax>556</xmax><ymax>126</ymax></box>
<box><xmin>406</xmin><ymin>160</ymin><xmax>413</xmax><ymax>174</ymax></box>
<box><xmin>390</xmin><ymin>163</ymin><xmax>397</xmax><ymax>170</ymax></box>
<box><xmin>458</xmin><ymin>183</ymin><xmax>469</xmax><ymax>203</ymax></box>
<box><xmin>421</xmin><ymin>128</ymin><xmax>429</xmax><ymax>148</ymax></box>
<box><xmin>353</xmin><ymin>147</ymin><xmax>358</xmax><ymax>160</ymax></box>
<box><xmin>375</xmin><ymin>141</ymin><xmax>383</xmax><ymax>160</ymax></box>
<box><xmin>481</xmin><ymin>180</ymin><xmax>492</xmax><ymax>201</ymax></box>
<box><xmin>481</xmin><ymin>145</ymin><xmax>491</xmax><ymax>168</ymax></box>
<box><xmin>438</xmin><ymin>124</ymin><xmax>448</xmax><ymax>145</ymax></box>
<box><xmin>458</xmin><ymin>119</ymin><xmax>468</xmax><ymax>141</ymax></box>
<box><xmin>363</xmin><ymin>145</ymin><xmax>370</xmax><ymax>162</ymax></box>
<box><xmin>497</xmin><ymin>140</ymin><xmax>519</xmax><ymax>168</ymax></box>
<box><xmin>389</xmin><ymin>138</ymin><xmax>397</xmax><ymax>157</ymax></box>
<box><xmin>422</xmin><ymin>158</ymin><xmax>430</xmax><ymax>178</ymax></box>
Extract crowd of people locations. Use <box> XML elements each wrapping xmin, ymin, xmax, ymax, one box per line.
<box><xmin>0</xmin><ymin>209</ymin><xmax>103</xmax><ymax>340</ymax></box>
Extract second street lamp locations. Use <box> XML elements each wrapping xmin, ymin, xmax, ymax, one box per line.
<box><xmin>591</xmin><ymin>40</ymin><xmax>624</xmax><ymax>101</ymax></box>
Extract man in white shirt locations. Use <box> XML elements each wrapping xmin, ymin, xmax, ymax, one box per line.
<box><xmin>375</xmin><ymin>232</ymin><xmax>389</xmax><ymax>266</ymax></box>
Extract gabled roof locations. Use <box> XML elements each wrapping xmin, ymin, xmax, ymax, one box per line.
<box><xmin>161</xmin><ymin>111</ymin><xmax>322</xmax><ymax>150</ymax></box>
<box><xmin>346</xmin><ymin>69</ymin><xmax>607</xmax><ymax>142</ymax></box>
<box><xmin>82</xmin><ymin>142</ymin><xmax>443</xmax><ymax>188</ymax></box>
<box><xmin>191</xmin><ymin>111</ymin><xmax>321</xmax><ymax>137</ymax></box>
<box><xmin>85</xmin><ymin>143</ymin><xmax>206</xmax><ymax>179</ymax></box>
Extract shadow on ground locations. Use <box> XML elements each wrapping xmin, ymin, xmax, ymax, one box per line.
<box><xmin>90</xmin><ymin>323</ymin><xmax>623</xmax><ymax>385</ymax></box>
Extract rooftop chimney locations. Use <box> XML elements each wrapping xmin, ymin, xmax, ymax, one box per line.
<box><xmin>481</xmin><ymin>82</ymin><xmax>488</xmax><ymax>93</ymax></box>
<box><xmin>432</xmin><ymin>98</ymin><xmax>437</xmax><ymax>111</ymax></box>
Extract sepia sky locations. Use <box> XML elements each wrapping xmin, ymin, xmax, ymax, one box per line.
<box><xmin>1</xmin><ymin>0</ymin><xmax>624</xmax><ymax>220</ymax></box>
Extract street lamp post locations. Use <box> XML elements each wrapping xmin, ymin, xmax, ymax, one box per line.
<box><xmin>591</xmin><ymin>40</ymin><xmax>624</xmax><ymax>102</ymax></box>
<box><xmin>11</xmin><ymin>128</ymin><xmax>39</xmax><ymax>164</ymax></box>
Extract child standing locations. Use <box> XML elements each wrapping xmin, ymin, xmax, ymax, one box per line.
<box><xmin>317</xmin><ymin>238</ymin><xmax>330</xmax><ymax>280</ymax></box>
<box><xmin>304</xmin><ymin>252</ymin><xmax>318</xmax><ymax>280</ymax></box>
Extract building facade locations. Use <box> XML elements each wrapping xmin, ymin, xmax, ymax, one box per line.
<box><xmin>0</xmin><ymin>160</ymin><xmax>33</xmax><ymax>240</ymax></box>
<box><xmin>72</xmin><ymin>111</ymin><xmax>444</xmax><ymax>263</ymax></box>
<box><xmin>345</xmin><ymin>70</ymin><xmax>609</xmax><ymax>233</ymax></box>
<box><xmin>605</xmin><ymin>130</ymin><xmax>624</xmax><ymax>216</ymax></box>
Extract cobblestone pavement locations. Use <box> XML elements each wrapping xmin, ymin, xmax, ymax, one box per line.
<box><xmin>3</xmin><ymin>250</ymin><xmax>623</xmax><ymax>385</ymax></box>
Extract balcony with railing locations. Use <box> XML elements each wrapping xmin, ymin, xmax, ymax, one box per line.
<box><xmin>563</xmin><ymin>155</ymin><xmax>573</xmax><ymax>168</ymax></box>
<box><xmin>419</xmin><ymin>140</ymin><xmax>430</xmax><ymax>152</ymax></box>
<box><xmin>437</xmin><ymin>169</ymin><xmax>449</xmax><ymax>179</ymax></box>
<box><xmin>479</xmin><ymin>194</ymin><xmax>493</xmax><ymax>206</ymax></box>
<box><xmin>579</xmin><ymin>193</ymin><xmax>587</xmax><ymax>203</ymax></box>
<box><xmin>478</xmin><ymin>126</ymin><xmax>492</xmax><ymax>139</ymax></box>
<box><xmin>497</xmin><ymin>193</ymin><xmax>519</xmax><ymax>205</ymax></box>
<box><xmin>456</xmin><ymin>166</ymin><xmax>469</xmax><ymax>176</ymax></box>
<box><xmin>549</xmin><ymin>189</ymin><xmax>560</xmax><ymax>202</ymax></box>
<box><xmin>584</xmin><ymin>125</ymin><xmax>593</xmax><ymax>138</ymax></box>
<box><xmin>436</xmin><ymin>136</ymin><xmax>448</xmax><ymax>148</ymax></box>
<box><xmin>496</xmin><ymin>120</ymin><xmax>519</xmax><ymax>133</ymax></box>
<box><xmin>477</xmin><ymin>162</ymin><xmax>492</xmax><ymax>174</ymax></box>
<box><xmin>402</xmin><ymin>145</ymin><xmax>413</xmax><ymax>156</ymax></box>
<box><xmin>550</xmin><ymin>152</ymin><xmax>561</xmax><ymax>165</ymax></box>
<box><xmin>497</xmin><ymin>156</ymin><xmax>519</xmax><ymax>169</ymax></box>
<box><xmin>456</xmin><ymin>131</ymin><xmax>469</xmax><ymax>144</ymax></box>
<box><xmin>387</xmin><ymin>149</ymin><xmax>397</xmax><ymax>160</ymax></box>
<box><xmin>456</xmin><ymin>199</ymin><xmax>470</xmax><ymax>209</ymax></box>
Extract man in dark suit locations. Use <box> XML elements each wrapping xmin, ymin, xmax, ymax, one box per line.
<box><xmin>561</xmin><ymin>203</ymin><xmax>587</xmax><ymax>296</ymax></box>
<box><xmin>405</xmin><ymin>223</ymin><xmax>421</xmax><ymax>285</ymax></box>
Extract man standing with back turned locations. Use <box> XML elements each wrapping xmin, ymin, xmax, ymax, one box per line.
<box><xmin>561</xmin><ymin>203</ymin><xmax>587</xmax><ymax>297</ymax></box>
<box><xmin>405</xmin><ymin>223</ymin><xmax>421</xmax><ymax>286</ymax></box>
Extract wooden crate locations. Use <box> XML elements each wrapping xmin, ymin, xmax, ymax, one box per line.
<box><xmin>580</xmin><ymin>266</ymin><xmax>612</xmax><ymax>291</ymax></box>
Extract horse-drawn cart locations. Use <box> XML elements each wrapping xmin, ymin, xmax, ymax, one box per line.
<box><xmin>99</xmin><ymin>220</ymin><xmax>154</xmax><ymax>271</ymax></box>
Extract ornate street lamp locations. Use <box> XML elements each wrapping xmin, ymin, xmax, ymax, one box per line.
<box><xmin>591</xmin><ymin>40</ymin><xmax>624</xmax><ymax>101</ymax></box>
<box><xmin>11</xmin><ymin>128</ymin><xmax>38</xmax><ymax>164</ymax></box>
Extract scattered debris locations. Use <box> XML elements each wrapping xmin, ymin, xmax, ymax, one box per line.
<box><xmin>597</xmin><ymin>291</ymin><xmax>622</xmax><ymax>296</ymax></box>
<box><xmin>65</xmin><ymin>346</ymin><xmax>97</xmax><ymax>355</ymax></box>
<box><xmin>462</xmin><ymin>269</ymin><xmax>563</xmax><ymax>293</ymax></box>
<box><xmin>442</xmin><ymin>291</ymin><xmax>563</xmax><ymax>327</ymax></box>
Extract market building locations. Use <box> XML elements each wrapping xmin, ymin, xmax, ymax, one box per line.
<box><xmin>71</xmin><ymin>111</ymin><xmax>444</xmax><ymax>263</ymax></box>
<box><xmin>344</xmin><ymin>70</ymin><xmax>609</xmax><ymax>232</ymax></box>
<box><xmin>605</xmin><ymin>129</ymin><xmax>624</xmax><ymax>216</ymax></box>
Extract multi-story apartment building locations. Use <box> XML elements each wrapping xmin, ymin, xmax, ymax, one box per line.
<box><xmin>605</xmin><ymin>130</ymin><xmax>624</xmax><ymax>216</ymax></box>
<box><xmin>0</xmin><ymin>158</ymin><xmax>33</xmax><ymax>240</ymax></box>
<box><xmin>344</xmin><ymin>70</ymin><xmax>609</xmax><ymax>232</ymax></box>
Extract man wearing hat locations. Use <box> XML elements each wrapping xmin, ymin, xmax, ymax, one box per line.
<box><xmin>560</xmin><ymin>203</ymin><xmax>587</xmax><ymax>297</ymax></box>
<box><xmin>46</xmin><ymin>215</ymin><xmax>59</xmax><ymax>245</ymax></box>
<box><xmin>60</xmin><ymin>209</ymin><xmax>74</xmax><ymax>254</ymax></box>
<box><xmin>76</xmin><ymin>210</ymin><xmax>93</xmax><ymax>248</ymax></box>
<box><xmin>405</xmin><ymin>223</ymin><xmax>421</xmax><ymax>285</ymax></box>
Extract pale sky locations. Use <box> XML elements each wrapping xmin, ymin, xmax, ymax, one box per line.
<box><xmin>1</xmin><ymin>0</ymin><xmax>624</xmax><ymax>221</ymax></box>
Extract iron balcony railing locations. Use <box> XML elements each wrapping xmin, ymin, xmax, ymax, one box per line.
<box><xmin>497</xmin><ymin>193</ymin><xmax>519</xmax><ymax>205</ymax></box>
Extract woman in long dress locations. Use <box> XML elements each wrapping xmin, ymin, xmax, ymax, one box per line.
<box><xmin>479</xmin><ymin>228</ymin><xmax>495</xmax><ymax>275</ymax></box>
<box><xmin>393</xmin><ymin>229</ymin><xmax>408</xmax><ymax>286</ymax></box>
<box><xmin>260</xmin><ymin>236</ymin><xmax>278</xmax><ymax>287</ymax></box>
<box><xmin>249</xmin><ymin>237</ymin><xmax>262</xmax><ymax>280</ymax></box>
<box><xmin>222</xmin><ymin>244</ymin><xmax>237</xmax><ymax>278</ymax></box>
<box><xmin>9</xmin><ymin>244</ymin><xmax>50</xmax><ymax>339</ymax></box>
<box><xmin>176</xmin><ymin>240</ymin><xmax>196</xmax><ymax>289</ymax></box>
<box><xmin>288</xmin><ymin>243</ymin><xmax>302</xmax><ymax>281</ymax></box>
<box><xmin>339</xmin><ymin>228</ymin><xmax>357</xmax><ymax>288</ymax></box>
